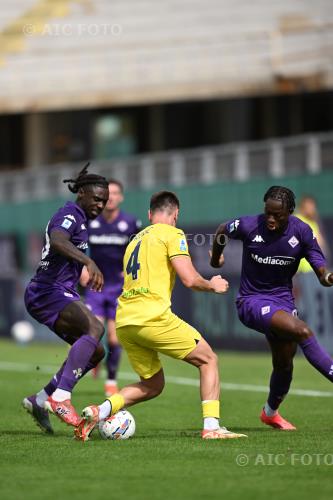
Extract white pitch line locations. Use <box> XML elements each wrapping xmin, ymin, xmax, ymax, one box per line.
<box><xmin>1</xmin><ymin>361</ymin><xmax>332</xmax><ymax>398</ymax></box>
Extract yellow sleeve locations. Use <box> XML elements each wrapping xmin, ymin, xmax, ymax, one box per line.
<box><xmin>167</xmin><ymin>229</ymin><xmax>190</xmax><ymax>259</ymax></box>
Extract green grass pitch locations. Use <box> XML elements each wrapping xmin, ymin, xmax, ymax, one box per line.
<box><xmin>0</xmin><ymin>338</ymin><xmax>332</xmax><ymax>500</ymax></box>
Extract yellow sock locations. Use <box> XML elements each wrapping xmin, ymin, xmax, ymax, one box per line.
<box><xmin>107</xmin><ymin>393</ymin><xmax>125</xmax><ymax>415</ymax></box>
<box><xmin>202</xmin><ymin>400</ymin><xmax>220</xmax><ymax>419</ymax></box>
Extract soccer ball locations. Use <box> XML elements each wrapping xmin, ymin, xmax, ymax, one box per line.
<box><xmin>11</xmin><ymin>321</ymin><xmax>35</xmax><ymax>343</ymax></box>
<box><xmin>98</xmin><ymin>410</ymin><xmax>136</xmax><ymax>440</ymax></box>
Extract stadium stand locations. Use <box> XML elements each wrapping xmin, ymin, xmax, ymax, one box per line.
<box><xmin>0</xmin><ymin>131</ymin><xmax>332</xmax><ymax>202</ymax></box>
<box><xmin>0</xmin><ymin>0</ymin><xmax>332</xmax><ymax>112</ymax></box>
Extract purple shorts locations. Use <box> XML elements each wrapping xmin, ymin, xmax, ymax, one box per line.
<box><xmin>24</xmin><ymin>281</ymin><xmax>80</xmax><ymax>332</ymax></box>
<box><xmin>85</xmin><ymin>284</ymin><xmax>123</xmax><ymax>320</ymax></box>
<box><xmin>236</xmin><ymin>296</ymin><xmax>297</xmax><ymax>338</ymax></box>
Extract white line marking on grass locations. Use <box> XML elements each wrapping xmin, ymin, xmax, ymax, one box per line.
<box><xmin>1</xmin><ymin>361</ymin><xmax>332</xmax><ymax>398</ymax></box>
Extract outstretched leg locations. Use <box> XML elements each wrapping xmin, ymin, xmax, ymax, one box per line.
<box><xmin>270</xmin><ymin>311</ymin><xmax>333</xmax><ymax>382</ymax></box>
<box><xmin>75</xmin><ymin>369</ymin><xmax>165</xmax><ymax>441</ymax></box>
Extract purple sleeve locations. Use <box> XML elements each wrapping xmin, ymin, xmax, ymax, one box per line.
<box><xmin>302</xmin><ymin>224</ymin><xmax>326</xmax><ymax>270</ymax></box>
<box><xmin>224</xmin><ymin>217</ymin><xmax>247</xmax><ymax>241</ymax></box>
<box><xmin>49</xmin><ymin>212</ymin><xmax>78</xmax><ymax>238</ymax></box>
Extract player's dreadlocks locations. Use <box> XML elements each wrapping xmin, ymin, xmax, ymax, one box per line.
<box><xmin>263</xmin><ymin>186</ymin><xmax>296</xmax><ymax>214</ymax></box>
<box><xmin>63</xmin><ymin>163</ymin><xmax>108</xmax><ymax>194</ymax></box>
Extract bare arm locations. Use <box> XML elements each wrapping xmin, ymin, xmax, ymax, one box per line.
<box><xmin>171</xmin><ymin>255</ymin><xmax>229</xmax><ymax>293</ymax></box>
<box><xmin>313</xmin><ymin>266</ymin><xmax>333</xmax><ymax>287</ymax></box>
<box><xmin>79</xmin><ymin>265</ymin><xmax>90</xmax><ymax>287</ymax></box>
<box><xmin>50</xmin><ymin>230</ymin><xmax>104</xmax><ymax>291</ymax></box>
<box><xmin>210</xmin><ymin>223</ymin><xmax>227</xmax><ymax>268</ymax></box>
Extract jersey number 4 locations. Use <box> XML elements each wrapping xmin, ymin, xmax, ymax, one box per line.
<box><xmin>126</xmin><ymin>241</ymin><xmax>141</xmax><ymax>280</ymax></box>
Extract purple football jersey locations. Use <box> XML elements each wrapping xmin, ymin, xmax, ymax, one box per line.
<box><xmin>225</xmin><ymin>214</ymin><xmax>326</xmax><ymax>303</ymax></box>
<box><xmin>88</xmin><ymin>211</ymin><xmax>141</xmax><ymax>286</ymax></box>
<box><xmin>31</xmin><ymin>201</ymin><xmax>88</xmax><ymax>290</ymax></box>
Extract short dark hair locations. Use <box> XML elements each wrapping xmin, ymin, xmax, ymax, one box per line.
<box><xmin>150</xmin><ymin>191</ymin><xmax>180</xmax><ymax>214</ymax></box>
<box><xmin>63</xmin><ymin>163</ymin><xmax>108</xmax><ymax>193</ymax></box>
<box><xmin>108</xmin><ymin>178</ymin><xmax>124</xmax><ymax>193</ymax></box>
<box><xmin>263</xmin><ymin>186</ymin><xmax>296</xmax><ymax>214</ymax></box>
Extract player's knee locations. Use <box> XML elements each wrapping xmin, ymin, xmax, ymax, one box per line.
<box><xmin>144</xmin><ymin>372</ymin><xmax>165</xmax><ymax>398</ymax></box>
<box><xmin>201</xmin><ymin>348</ymin><xmax>218</xmax><ymax>367</ymax></box>
<box><xmin>89</xmin><ymin>317</ymin><xmax>105</xmax><ymax>341</ymax></box>
<box><xmin>191</xmin><ymin>346</ymin><xmax>218</xmax><ymax>368</ymax></box>
<box><xmin>208</xmin><ymin>350</ymin><xmax>219</xmax><ymax>367</ymax></box>
<box><xmin>273</xmin><ymin>360</ymin><xmax>293</xmax><ymax>373</ymax></box>
<box><xmin>91</xmin><ymin>343</ymin><xmax>105</xmax><ymax>365</ymax></box>
<box><xmin>150</xmin><ymin>381</ymin><xmax>165</xmax><ymax>398</ymax></box>
<box><xmin>293</xmin><ymin>323</ymin><xmax>313</xmax><ymax>342</ymax></box>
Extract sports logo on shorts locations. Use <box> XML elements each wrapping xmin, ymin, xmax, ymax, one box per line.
<box><xmin>61</xmin><ymin>219</ymin><xmax>72</xmax><ymax>229</ymax></box>
<box><xmin>261</xmin><ymin>305</ymin><xmax>271</xmax><ymax>315</ymax></box>
<box><xmin>64</xmin><ymin>292</ymin><xmax>74</xmax><ymax>298</ymax></box>
<box><xmin>180</xmin><ymin>238</ymin><xmax>187</xmax><ymax>251</ymax></box>
<box><xmin>288</xmin><ymin>236</ymin><xmax>299</xmax><ymax>248</ymax></box>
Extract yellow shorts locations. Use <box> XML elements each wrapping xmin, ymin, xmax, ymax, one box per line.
<box><xmin>117</xmin><ymin>312</ymin><xmax>202</xmax><ymax>379</ymax></box>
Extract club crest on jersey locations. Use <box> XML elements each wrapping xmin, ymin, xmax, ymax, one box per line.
<box><xmin>61</xmin><ymin>219</ymin><xmax>72</xmax><ymax>229</ymax></box>
<box><xmin>180</xmin><ymin>238</ymin><xmax>187</xmax><ymax>251</ymax></box>
<box><xmin>118</xmin><ymin>220</ymin><xmax>129</xmax><ymax>232</ymax></box>
<box><xmin>252</xmin><ymin>235</ymin><xmax>265</xmax><ymax>243</ymax></box>
<box><xmin>288</xmin><ymin>236</ymin><xmax>299</xmax><ymax>248</ymax></box>
<box><xmin>261</xmin><ymin>305</ymin><xmax>270</xmax><ymax>315</ymax></box>
<box><xmin>89</xmin><ymin>220</ymin><xmax>101</xmax><ymax>228</ymax></box>
<box><xmin>229</xmin><ymin>219</ymin><xmax>240</xmax><ymax>233</ymax></box>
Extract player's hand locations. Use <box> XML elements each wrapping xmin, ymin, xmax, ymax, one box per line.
<box><xmin>210</xmin><ymin>275</ymin><xmax>229</xmax><ymax>294</ymax></box>
<box><xmin>79</xmin><ymin>266</ymin><xmax>90</xmax><ymax>287</ymax></box>
<box><xmin>86</xmin><ymin>259</ymin><xmax>104</xmax><ymax>292</ymax></box>
<box><xmin>209</xmin><ymin>250</ymin><xmax>225</xmax><ymax>267</ymax></box>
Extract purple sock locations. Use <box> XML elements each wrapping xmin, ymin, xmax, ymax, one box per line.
<box><xmin>267</xmin><ymin>368</ymin><xmax>293</xmax><ymax>410</ymax></box>
<box><xmin>57</xmin><ymin>335</ymin><xmax>99</xmax><ymax>392</ymax></box>
<box><xmin>106</xmin><ymin>344</ymin><xmax>122</xmax><ymax>380</ymax></box>
<box><xmin>44</xmin><ymin>360</ymin><xmax>97</xmax><ymax>396</ymax></box>
<box><xmin>300</xmin><ymin>336</ymin><xmax>333</xmax><ymax>382</ymax></box>
<box><xmin>43</xmin><ymin>361</ymin><xmax>66</xmax><ymax>396</ymax></box>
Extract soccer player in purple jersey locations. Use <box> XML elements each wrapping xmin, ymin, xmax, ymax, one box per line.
<box><xmin>22</xmin><ymin>164</ymin><xmax>109</xmax><ymax>432</ymax></box>
<box><xmin>210</xmin><ymin>186</ymin><xmax>333</xmax><ymax>430</ymax></box>
<box><xmin>82</xmin><ymin>179</ymin><xmax>141</xmax><ymax>396</ymax></box>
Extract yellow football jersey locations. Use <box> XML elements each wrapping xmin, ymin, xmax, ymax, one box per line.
<box><xmin>296</xmin><ymin>214</ymin><xmax>320</xmax><ymax>273</ymax></box>
<box><xmin>116</xmin><ymin>223</ymin><xmax>190</xmax><ymax>327</ymax></box>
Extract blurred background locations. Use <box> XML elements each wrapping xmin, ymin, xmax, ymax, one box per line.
<box><xmin>0</xmin><ymin>0</ymin><xmax>332</xmax><ymax>351</ymax></box>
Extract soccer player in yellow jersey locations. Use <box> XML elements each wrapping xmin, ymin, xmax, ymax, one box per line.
<box><xmin>75</xmin><ymin>191</ymin><xmax>247</xmax><ymax>441</ymax></box>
